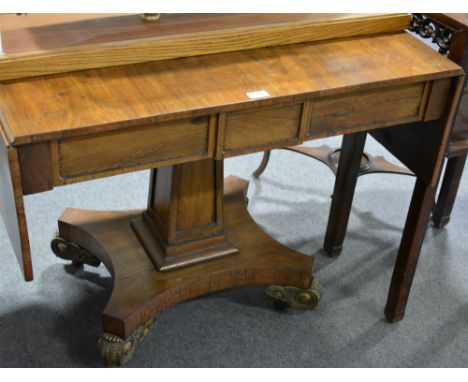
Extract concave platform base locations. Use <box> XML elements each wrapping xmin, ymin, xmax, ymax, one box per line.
<box><xmin>54</xmin><ymin>176</ymin><xmax>315</xmax><ymax>366</ymax></box>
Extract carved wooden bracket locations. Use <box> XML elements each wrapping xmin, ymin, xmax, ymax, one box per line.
<box><xmin>409</xmin><ymin>13</ymin><xmax>457</xmax><ymax>55</ymax></box>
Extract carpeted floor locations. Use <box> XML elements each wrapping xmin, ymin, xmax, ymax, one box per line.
<box><xmin>0</xmin><ymin>135</ymin><xmax>467</xmax><ymax>367</ymax></box>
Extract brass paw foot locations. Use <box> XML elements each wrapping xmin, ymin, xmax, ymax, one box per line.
<box><xmin>51</xmin><ymin>233</ymin><xmax>101</xmax><ymax>267</ymax></box>
<box><xmin>97</xmin><ymin>318</ymin><xmax>155</xmax><ymax>367</ymax></box>
<box><xmin>265</xmin><ymin>277</ymin><xmax>323</xmax><ymax>311</ymax></box>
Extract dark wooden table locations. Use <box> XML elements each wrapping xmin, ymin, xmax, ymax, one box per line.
<box><xmin>0</xmin><ymin>13</ymin><xmax>464</xmax><ymax>366</ymax></box>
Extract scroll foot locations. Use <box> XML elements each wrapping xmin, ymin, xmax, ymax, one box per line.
<box><xmin>265</xmin><ymin>278</ymin><xmax>323</xmax><ymax>311</ymax></box>
<box><xmin>51</xmin><ymin>233</ymin><xmax>101</xmax><ymax>267</ymax></box>
<box><xmin>97</xmin><ymin>318</ymin><xmax>155</xmax><ymax>367</ymax></box>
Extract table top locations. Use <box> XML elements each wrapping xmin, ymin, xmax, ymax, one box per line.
<box><xmin>0</xmin><ymin>31</ymin><xmax>462</xmax><ymax>146</ymax></box>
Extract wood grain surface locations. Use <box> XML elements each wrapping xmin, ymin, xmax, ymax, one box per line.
<box><xmin>0</xmin><ymin>13</ymin><xmax>410</xmax><ymax>81</ymax></box>
<box><xmin>307</xmin><ymin>82</ymin><xmax>427</xmax><ymax>138</ymax></box>
<box><xmin>0</xmin><ymin>32</ymin><xmax>462</xmax><ymax>146</ymax></box>
<box><xmin>57</xmin><ymin>176</ymin><xmax>314</xmax><ymax>338</ymax></box>
<box><xmin>223</xmin><ymin>103</ymin><xmax>303</xmax><ymax>154</ymax></box>
<box><xmin>56</xmin><ymin>117</ymin><xmax>211</xmax><ymax>179</ymax></box>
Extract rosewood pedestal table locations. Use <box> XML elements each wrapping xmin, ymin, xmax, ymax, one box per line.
<box><xmin>0</xmin><ymin>14</ymin><xmax>463</xmax><ymax>366</ymax></box>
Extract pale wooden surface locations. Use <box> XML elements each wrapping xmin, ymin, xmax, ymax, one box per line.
<box><xmin>0</xmin><ymin>32</ymin><xmax>462</xmax><ymax>146</ymax></box>
<box><xmin>0</xmin><ymin>13</ymin><xmax>406</xmax><ymax>51</ymax></box>
<box><xmin>0</xmin><ymin>13</ymin><xmax>410</xmax><ymax>81</ymax></box>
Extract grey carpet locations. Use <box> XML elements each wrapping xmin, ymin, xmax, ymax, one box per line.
<box><xmin>1</xmin><ymin>135</ymin><xmax>467</xmax><ymax>367</ymax></box>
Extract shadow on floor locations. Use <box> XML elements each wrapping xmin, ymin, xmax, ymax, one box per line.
<box><xmin>0</xmin><ymin>265</ymin><xmax>112</xmax><ymax>367</ymax></box>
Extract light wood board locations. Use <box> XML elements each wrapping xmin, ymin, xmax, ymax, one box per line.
<box><xmin>0</xmin><ymin>13</ymin><xmax>410</xmax><ymax>81</ymax></box>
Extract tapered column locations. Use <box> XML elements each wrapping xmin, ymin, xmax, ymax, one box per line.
<box><xmin>323</xmin><ymin>132</ymin><xmax>367</xmax><ymax>256</ymax></box>
<box><xmin>132</xmin><ymin>158</ymin><xmax>238</xmax><ymax>271</ymax></box>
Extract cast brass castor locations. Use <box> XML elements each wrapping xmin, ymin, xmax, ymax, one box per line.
<box><xmin>97</xmin><ymin>318</ymin><xmax>155</xmax><ymax>367</ymax></box>
<box><xmin>51</xmin><ymin>233</ymin><xmax>101</xmax><ymax>268</ymax></box>
<box><xmin>265</xmin><ymin>277</ymin><xmax>323</xmax><ymax>311</ymax></box>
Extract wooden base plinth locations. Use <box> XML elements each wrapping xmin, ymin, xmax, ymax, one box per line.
<box><xmin>132</xmin><ymin>214</ymin><xmax>239</xmax><ymax>271</ymax></box>
<box><xmin>55</xmin><ymin>176</ymin><xmax>314</xmax><ymax>364</ymax></box>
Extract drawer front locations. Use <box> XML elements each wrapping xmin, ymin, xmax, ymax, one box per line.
<box><xmin>56</xmin><ymin>117</ymin><xmax>211</xmax><ymax>180</ymax></box>
<box><xmin>222</xmin><ymin>103</ymin><xmax>307</xmax><ymax>156</ymax></box>
<box><xmin>308</xmin><ymin>82</ymin><xmax>427</xmax><ymax>137</ymax></box>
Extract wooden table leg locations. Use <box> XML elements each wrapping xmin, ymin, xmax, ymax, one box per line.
<box><xmin>384</xmin><ymin>179</ymin><xmax>437</xmax><ymax>322</ymax></box>
<box><xmin>432</xmin><ymin>154</ymin><xmax>467</xmax><ymax>228</ymax></box>
<box><xmin>323</xmin><ymin>132</ymin><xmax>367</xmax><ymax>256</ymax></box>
<box><xmin>51</xmin><ymin>159</ymin><xmax>321</xmax><ymax>366</ymax></box>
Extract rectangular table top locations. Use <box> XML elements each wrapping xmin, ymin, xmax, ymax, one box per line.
<box><xmin>0</xmin><ymin>31</ymin><xmax>462</xmax><ymax>146</ymax></box>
